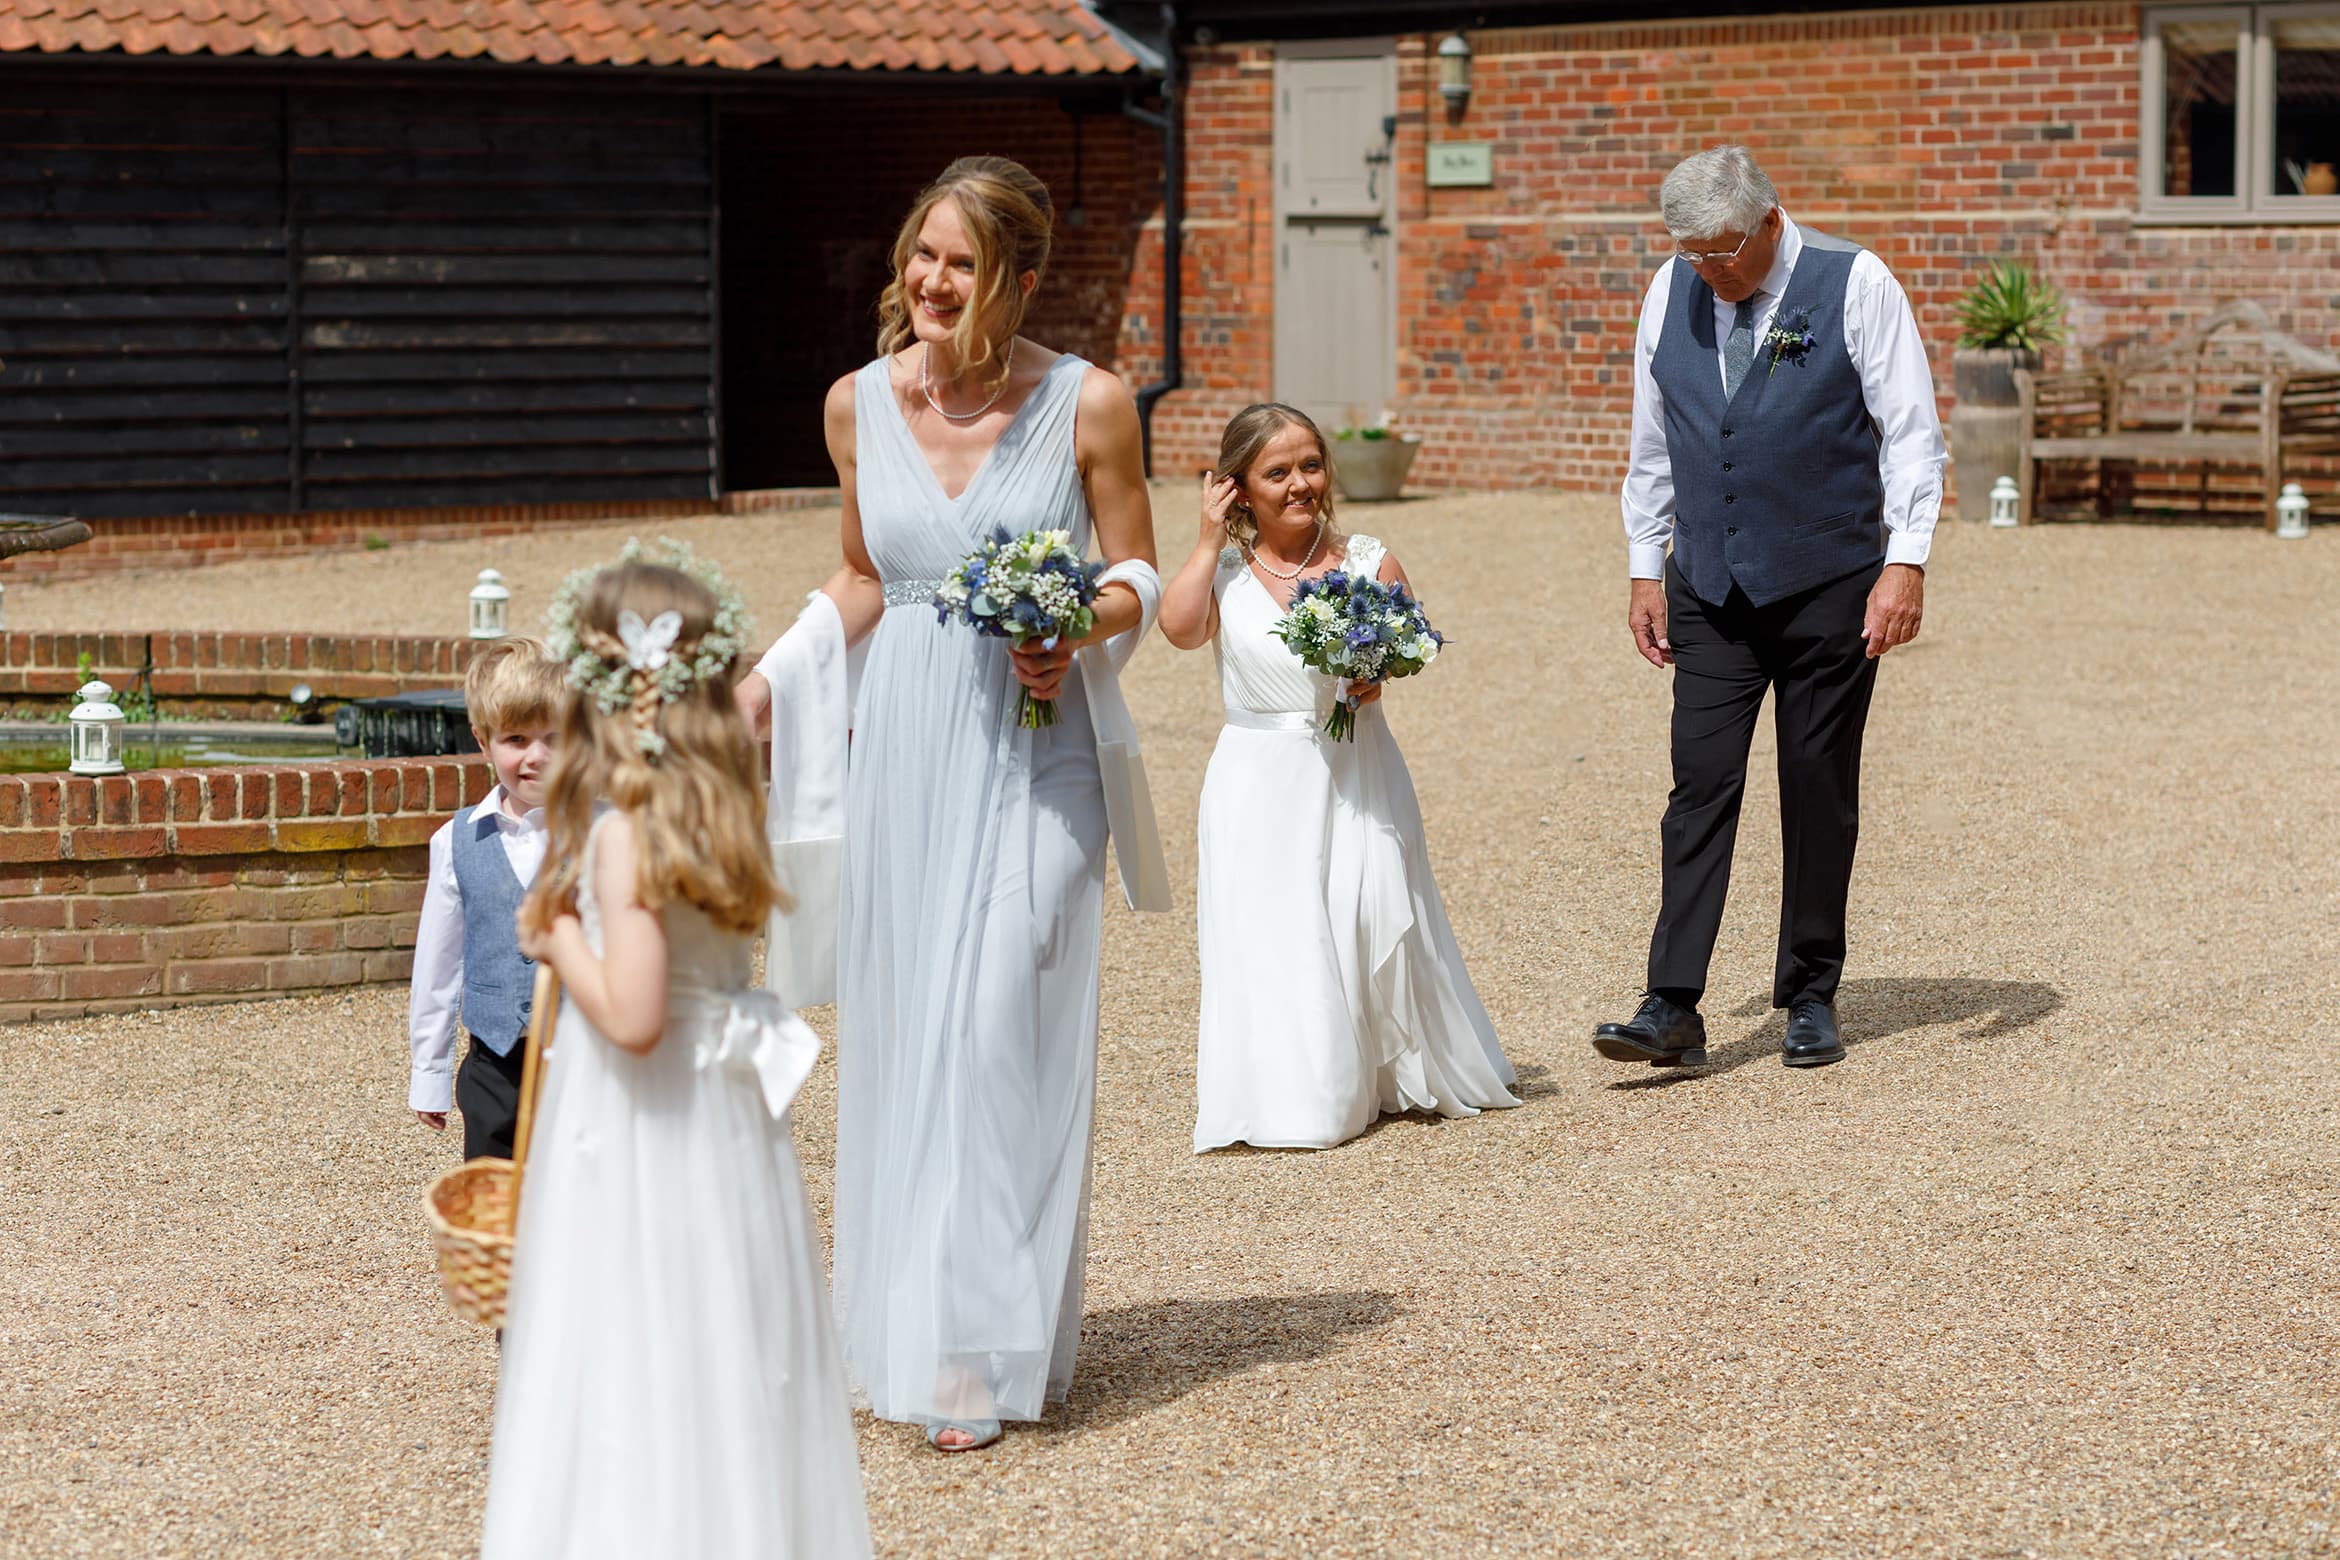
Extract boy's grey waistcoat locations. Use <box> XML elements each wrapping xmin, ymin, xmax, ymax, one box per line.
<box><xmin>451</xmin><ymin>810</ymin><xmax>535</xmax><ymax>1056</ymax></box>
<box><xmin>1650</xmin><ymin>231</ymin><xmax>1884</xmax><ymax>608</ymax></box>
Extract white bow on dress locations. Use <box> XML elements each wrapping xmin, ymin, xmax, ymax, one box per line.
<box><xmin>696</xmin><ymin>988</ymin><xmax>822</xmax><ymax>1120</ymax></box>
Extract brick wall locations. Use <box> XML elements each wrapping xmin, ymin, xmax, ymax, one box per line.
<box><xmin>1138</xmin><ymin>2</ymin><xmax>2340</xmax><ymax>499</ymax></box>
<box><xmin>1</xmin><ymin>630</ymin><xmax>472</xmax><ymax>719</ymax></box>
<box><xmin>0</xmin><ymin>756</ymin><xmax>491</xmax><ymax>1024</ymax></box>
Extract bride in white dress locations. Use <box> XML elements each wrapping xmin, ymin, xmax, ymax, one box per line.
<box><xmin>812</xmin><ymin>158</ymin><xmax>1160</xmax><ymax>1453</ymax></box>
<box><xmin>1160</xmin><ymin>403</ymin><xmax>1519</xmax><ymax>1151</ymax></box>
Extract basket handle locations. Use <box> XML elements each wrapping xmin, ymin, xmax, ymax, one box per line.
<box><xmin>507</xmin><ymin>963</ymin><xmax>560</xmax><ymax>1206</ymax></box>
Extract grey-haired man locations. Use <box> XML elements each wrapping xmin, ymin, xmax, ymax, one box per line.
<box><xmin>1594</xmin><ymin>145</ymin><xmax>1947</xmax><ymax>1070</ymax></box>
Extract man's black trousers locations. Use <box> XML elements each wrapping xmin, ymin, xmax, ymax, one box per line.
<box><xmin>1647</xmin><ymin>557</ymin><xmax>1882</xmax><ymax>1011</ymax></box>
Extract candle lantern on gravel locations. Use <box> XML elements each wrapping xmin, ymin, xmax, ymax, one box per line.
<box><xmin>469</xmin><ymin>568</ymin><xmax>511</xmax><ymax>639</ymax></box>
<box><xmin>2276</xmin><ymin>482</ymin><xmax>2310</xmax><ymax>540</ymax></box>
<box><xmin>70</xmin><ymin>679</ymin><xmax>125</xmax><ymax>775</ymax></box>
<box><xmin>1988</xmin><ymin>475</ymin><xmax>2020</xmax><ymax>528</ymax></box>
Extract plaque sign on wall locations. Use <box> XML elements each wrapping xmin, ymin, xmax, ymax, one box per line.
<box><xmin>1426</xmin><ymin>142</ymin><xmax>1495</xmax><ymax>187</ymax></box>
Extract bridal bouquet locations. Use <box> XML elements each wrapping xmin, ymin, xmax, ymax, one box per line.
<box><xmin>934</xmin><ymin>526</ymin><xmax>1106</xmax><ymax>729</ymax></box>
<box><xmin>1268</xmin><ymin>569</ymin><xmax>1444</xmax><ymax>742</ymax></box>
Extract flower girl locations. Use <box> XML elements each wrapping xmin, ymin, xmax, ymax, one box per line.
<box><xmin>1159</xmin><ymin>405</ymin><xmax>1520</xmax><ymax>1151</ymax></box>
<box><xmin>482</xmin><ymin>542</ymin><xmax>870</xmax><ymax>1559</ymax></box>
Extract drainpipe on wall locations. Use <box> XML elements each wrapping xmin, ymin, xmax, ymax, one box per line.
<box><xmin>1123</xmin><ymin>1</ymin><xmax>1184</xmax><ymax>477</ymax></box>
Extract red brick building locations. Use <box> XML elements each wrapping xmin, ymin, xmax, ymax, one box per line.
<box><xmin>1121</xmin><ymin>0</ymin><xmax>2340</xmax><ymax>497</ymax></box>
<box><xmin>2</xmin><ymin>0</ymin><xmax>2334</xmax><ymax>534</ymax></box>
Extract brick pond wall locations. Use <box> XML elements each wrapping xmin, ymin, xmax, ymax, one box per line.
<box><xmin>0</xmin><ymin>629</ymin><xmax>471</xmax><ymax>720</ymax></box>
<box><xmin>0</xmin><ymin>756</ymin><xmax>493</xmax><ymax>1025</ymax></box>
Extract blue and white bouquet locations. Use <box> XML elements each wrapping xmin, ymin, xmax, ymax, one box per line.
<box><xmin>934</xmin><ymin>525</ymin><xmax>1107</xmax><ymax>729</ymax></box>
<box><xmin>1267</xmin><ymin>569</ymin><xmax>1444</xmax><ymax>741</ymax></box>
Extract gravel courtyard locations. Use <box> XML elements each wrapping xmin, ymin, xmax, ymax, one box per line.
<box><xmin>5</xmin><ymin>492</ymin><xmax>2337</xmax><ymax>1558</ymax></box>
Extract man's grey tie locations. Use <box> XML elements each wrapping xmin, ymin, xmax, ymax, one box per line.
<box><xmin>1721</xmin><ymin>297</ymin><xmax>1756</xmax><ymax>400</ymax></box>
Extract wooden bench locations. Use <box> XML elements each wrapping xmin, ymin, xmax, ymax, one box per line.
<box><xmin>2012</xmin><ymin>301</ymin><xmax>2340</xmax><ymax>529</ymax></box>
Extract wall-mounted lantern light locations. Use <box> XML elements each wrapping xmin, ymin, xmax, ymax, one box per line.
<box><xmin>1438</xmin><ymin>33</ymin><xmax>1473</xmax><ymax>116</ymax></box>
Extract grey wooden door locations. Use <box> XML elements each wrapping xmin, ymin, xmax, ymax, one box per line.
<box><xmin>1273</xmin><ymin>45</ymin><xmax>1396</xmax><ymax>433</ymax></box>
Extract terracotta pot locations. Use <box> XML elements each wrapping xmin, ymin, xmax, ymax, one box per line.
<box><xmin>1330</xmin><ymin>435</ymin><xmax>1423</xmax><ymax>502</ymax></box>
<box><xmin>2305</xmin><ymin>162</ymin><xmax>2339</xmax><ymax>197</ymax></box>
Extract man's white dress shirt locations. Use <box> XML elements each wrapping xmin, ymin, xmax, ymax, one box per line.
<box><xmin>1621</xmin><ymin>213</ymin><xmax>1948</xmax><ymax>581</ymax></box>
<box><xmin>406</xmin><ymin>785</ymin><xmax>548</xmax><ymax>1113</ymax></box>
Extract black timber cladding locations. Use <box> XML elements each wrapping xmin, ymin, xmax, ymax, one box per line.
<box><xmin>0</xmin><ymin>81</ymin><xmax>716</xmax><ymax>518</ymax></box>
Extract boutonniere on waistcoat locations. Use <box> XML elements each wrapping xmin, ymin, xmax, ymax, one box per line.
<box><xmin>1765</xmin><ymin>307</ymin><xmax>1817</xmax><ymax>375</ymax></box>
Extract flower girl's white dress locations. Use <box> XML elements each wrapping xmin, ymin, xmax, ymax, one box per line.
<box><xmin>481</xmin><ymin>814</ymin><xmax>871</xmax><ymax>1559</ymax></box>
<box><xmin>1193</xmin><ymin>535</ymin><xmax>1520</xmax><ymax>1151</ymax></box>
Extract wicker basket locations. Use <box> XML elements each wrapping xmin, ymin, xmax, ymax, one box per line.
<box><xmin>424</xmin><ymin>965</ymin><xmax>556</xmax><ymax>1329</ymax></box>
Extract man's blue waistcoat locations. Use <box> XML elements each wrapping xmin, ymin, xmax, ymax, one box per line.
<box><xmin>1650</xmin><ymin>231</ymin><xmax>1885</xmax><ymax>607</ymax></box>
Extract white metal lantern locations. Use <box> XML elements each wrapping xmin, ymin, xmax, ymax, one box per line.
<box><xmin>69</xmin><ymin>679</ymin><xmax>126</xmax><ymax>775</ymax></box>
<box><xmin>2276</xmin><ymin>481</ymin><xmax>2310</xmax><ymax>540</ymax></box>
<box><xmin>469</xmin><ymin>567</ymin><xmax>511</xmax><ymax>639</ymax></box>
<box><xmin>1988</xmin><ymin>475</ymin><xmax>2020</xmax><ymax>528</ymax></box>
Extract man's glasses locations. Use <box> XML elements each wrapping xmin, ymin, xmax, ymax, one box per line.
<box><xmin>1673</xmin><ymin>230</ymin><xmax>1754</xmax><ymax>267</ymax></box>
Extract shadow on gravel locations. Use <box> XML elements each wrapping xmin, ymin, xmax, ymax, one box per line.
<box><xmin>1608</xmin><ymin>976</ymin><xmax>2066</xmax><ymax>1089</ymax></box>
<box><xmin>1509</xmin><ymin>1062</ymin><xmax>1560</xmax><ymax>1101</ymax></box>
<box><xmin>1046</xmin><ymin>1290</ymin><xmax>1401</xmax><ymax>1434</ymax></box>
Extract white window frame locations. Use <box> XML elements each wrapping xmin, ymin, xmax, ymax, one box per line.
<box><xmin>2141</xmin><ymin>1</ymin><xmax>2340</xmax><ymax>222</ymax></box>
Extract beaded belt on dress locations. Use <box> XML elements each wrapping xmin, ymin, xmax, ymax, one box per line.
<box><xmin>1223</xmin><ymin>708</ymin><xmax>1322</xmax><ymax>733</ymax></box>
<box><xmin>882</xmin><ymin>577</ymin><xmax>941</xmax><ymax>608</ymax></box>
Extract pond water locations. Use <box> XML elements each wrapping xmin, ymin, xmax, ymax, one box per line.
<box><xmin>0</xmin><ymin>729</ymin><xmax>348</xmax><ymax>775</ymax></box>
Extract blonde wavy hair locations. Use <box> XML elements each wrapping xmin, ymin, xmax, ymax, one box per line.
<box><xmin>461</xmin><ymin>636</ymin><xmax>563</xmax><ymax>742</ymax></box>
<box><xmin>523</xmin><ymin>562</ymin><xmax>783</xmax><ymax>939</ymax></box>
<box><xmin>1215</xmin><ymin>402</ymin><xmax>1338</xmax><ymax>550</ymax></box>
<box><xmin>875</xmin><ymin>155</ymin><xmax>1054</xmax><ymax>394</ymax></box>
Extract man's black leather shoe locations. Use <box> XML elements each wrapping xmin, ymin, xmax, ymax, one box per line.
<box><xmin>1592</xmin><ymin>993</ymin><xmax>1708</xmax><ymax>1066</ymax></box>
<box><xmin>1782</xmin><ymin>1000</ymin><xmax>1846</xmax><ymax>1067</ymax></box>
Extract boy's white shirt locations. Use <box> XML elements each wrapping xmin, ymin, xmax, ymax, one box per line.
<box><xmin>405</xmin><ymin>783</ymin><xmax>547</xmax><ymax>1113</ymax></box>
<box><xmin>755</xmin><ymin>563</ymin><xmax>1171</xmax><ymax>1008</ymax></box>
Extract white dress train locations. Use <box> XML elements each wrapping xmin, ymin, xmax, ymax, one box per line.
<box><xmin>481</xmin><ymin>813</ymin><xmax>871</xmax><ymax>1558</ymax></box>
<box><xmin>1193</xmin><ymin>535</ymin><xmax>1520</xmax><ymax>1151</ymax></box>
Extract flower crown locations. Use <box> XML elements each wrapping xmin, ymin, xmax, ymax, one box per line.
<box><xmin>543</xmin><ymin>537</ymin><xmax>753</xmax><ymax>757</ymax></box>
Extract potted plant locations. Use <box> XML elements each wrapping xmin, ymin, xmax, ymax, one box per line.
<box><xmin>1330</xmin><ymin>413</ymin><xmax>1423</xmax><ymax>503</ymax></box>
<box><xmin>1950</xmin><ymin>259</ymin><xmax>2067</xmax><ymax>523</ymax></box>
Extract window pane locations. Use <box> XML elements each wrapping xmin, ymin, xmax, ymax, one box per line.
<box><xmin>2273</xmin><ymin>15</ymin><xmax>2340</xmax><ymax>195</ymax></box>
<box><xmin>2162</xmin><ymin>19</ymin><xmax>2240</xmax><ymax>196</ymax></box>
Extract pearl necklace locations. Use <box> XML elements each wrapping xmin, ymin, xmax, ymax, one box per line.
<box><xmin>920</xmin><ymin>340</ymin><xmax>1016</xmax><ymax>422</ymax></box>
<box><xmin>1245</xmin><ymin>514</ymin><xmax>1326</xmax><ymax>581</ymax></box>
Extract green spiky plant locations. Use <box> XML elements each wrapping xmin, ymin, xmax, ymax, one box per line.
<box><xmin>1954</xmin><ymin>260</ymin><xmax>2068</xmax><ymax>352</ymax></box>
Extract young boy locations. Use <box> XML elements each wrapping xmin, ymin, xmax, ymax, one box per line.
<box><xmin>408</xmin><ymin>637</ymin><xmax>565</xmax><ymax>1160</ymax></box>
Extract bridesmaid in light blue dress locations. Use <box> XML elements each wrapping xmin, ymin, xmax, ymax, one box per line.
<box><xmin>818</xmin><ymin>157</ymin><xmax>1159</xmax><ymax>1453</ymax></box>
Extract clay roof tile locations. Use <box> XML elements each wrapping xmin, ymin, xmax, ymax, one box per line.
<box><xmin>0</xmin><ymin>0</ymin><xmax>1143</xmax><ymax>74</ymax></box>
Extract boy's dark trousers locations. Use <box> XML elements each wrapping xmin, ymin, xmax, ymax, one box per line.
<box><xmin>455</xmin><ymin>1032</ymin><xmax>526</xmax><ymax>1162</ymax></box>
